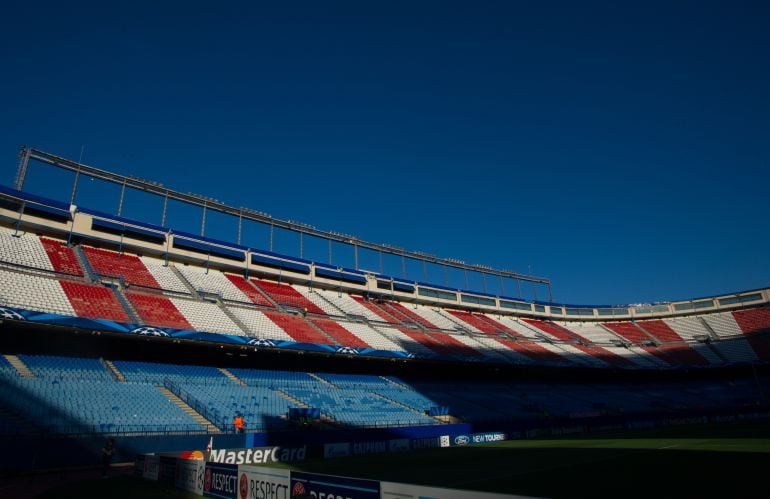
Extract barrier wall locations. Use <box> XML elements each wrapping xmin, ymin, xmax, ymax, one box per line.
<box><xmin>135</xmin><ymin>457</ymin><xmax>531</xmax><ymax>498</ymax></box>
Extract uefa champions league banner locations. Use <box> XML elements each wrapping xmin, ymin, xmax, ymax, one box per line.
<box><xmin>0</xmin><ymin>305</ymin><xmax>412</xmax><ymax>360</ymax></box>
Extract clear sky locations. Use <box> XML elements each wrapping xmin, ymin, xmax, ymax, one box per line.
<box><xmin>1</xmin><ymin>1</ymin><xmax>768</xmax><ymax>306</ymax></box>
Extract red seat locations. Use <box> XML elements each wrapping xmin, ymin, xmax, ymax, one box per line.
<box><xmin>59</xmin><ymin>281</ymin><xmax>129</xmax><ymax>323</ymax></box>
<box><xmin>40</xmin><ymin>238</ymin><xmax>83</xmax><ymax>276</ymax></box>
<box><xmin>81</xmin><ymin>246</ymin><xmax>160</xmax><ymax>289</ymax></box>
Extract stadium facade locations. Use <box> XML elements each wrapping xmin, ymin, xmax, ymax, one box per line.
<box><xmin>1</xmin><ymin>148</ymin><xmax>769</xmax><ymax>472</ymax></box>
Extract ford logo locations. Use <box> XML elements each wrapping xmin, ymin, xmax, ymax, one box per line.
<box><xmin>454</xmin><ymin>435</ymin><xmax>470</xmax><ymax>445</ymax></box>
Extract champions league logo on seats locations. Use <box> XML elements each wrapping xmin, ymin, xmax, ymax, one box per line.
<box><xmin>247</xmin><ymin>338</ymin><xmax>276</xmax><ymax>347</ymax></box>
<box><xmin>336</xmin><ymin>346</ymin><xmax>358</xmax><ymax>355</ymax></box>
<box><xmin>130</xmin><ymin>326</ymin><xmax>170</xmax><ymax>337</ymax></box>
<box><xmin>0</xmin><ymin>307</ymin><xmax>25</xmax><ymax>321</ymax></box>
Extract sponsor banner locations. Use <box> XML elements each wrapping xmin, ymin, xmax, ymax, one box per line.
<box><xmin>440</xmin><ymin>436</ymin><xmax>451</xmax><ymax>448</ymax></box>
<box><xmin>352</xmin><ymin>441</ymin><xmax>387</xmax><ymax>456</ymax></box>
<box><xmin>204</xmin><ymin>462</ymin><xmax>239</xmax><ymax>499</ymax></box>
<box><xmin>176</xmin><ymin>458</ymin><xmax>205</xmax><ymax>496</ymax></box>
<box><xmin>380</xmin><ymin>481</ymin><xmax>530</xmax><ymax>499</ymax></box>
<box><xmin>142</xmin><ymin>455</ymin><xmax>160</xmax><ymax>481</ymax></box>
<box><xmin>324</xmin><ymin>442</ymin><xmax>351</xmax><ymax>458</ymax></box>
<box><xmin>290</xmin><ymin>471</ymin><xmax>380</xmax><ymax>499</ymax></box>
<box><xmin>388</xmin><ymin>439</ymin><xmax>411</xmax><ymax>453</ymax></box>
<box><xmin>209</xmin><ymin>446</ymin><xmax>307</xmax><ymax>465</ymax></box>
<box><xmin>134</xmin><ymin>454</ymin><xmax>146</xmax><ymax>476</ymax></box>
<box><xmin>238</xmin><ymin>465</ymin><xmax>290</xmax><ymax>499</ymax></box>
<box><xmin>453</xmin><ymin>434</ymin><xmax>471</xmax><ymax>446</ymax></box>
<box><xmin>412</xmin><ymin>437</ymin><xmax>442</xmax><ymax>450</ymax></box>
<box><xmin>450</xmin><ymin>432</ymin><xmax>507</xmax><ymax>447</ymax></box>
<box><xmin>471</xmin><ymin>432</ymin><xmax>506</xmax><ymax>444</ymax></box>
<box><xmin>525</xmin><ymin>428</ymin><xmax>546</xmax><ymax>439</ymax></box>
<box><xmin>159</xmin><ymin>456</ymin><xmax>178</xmax><ymax>483</ymax></box>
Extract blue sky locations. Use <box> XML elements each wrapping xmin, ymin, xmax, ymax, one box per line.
<box><xmin>1</xmin><ymin>1</ymin><xmax>768</xmax><ymax>306</ymax></box>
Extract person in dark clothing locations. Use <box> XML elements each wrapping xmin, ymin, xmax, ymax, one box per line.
<box><xmin>101</xmin><ymin>438</ymin><xmax>115</xmax><ymax>478</ymax></box>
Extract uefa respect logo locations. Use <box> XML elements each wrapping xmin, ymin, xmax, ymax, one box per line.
<box><xmin>239</xmin><ymin>473</ymin><xmax>249</xmax><ymax>499</ymax></box>
<box><xmin>291</xmin><ymin>481</ymin><xmax>306</xmax><ymax>497</ymax></box>
<box><xmin>204</xmin><ymin>467</ymin><xmax>212</xmax><ymax>492</ymax></box>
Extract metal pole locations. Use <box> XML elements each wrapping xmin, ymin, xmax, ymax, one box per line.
<box><xmin>201</xmin><ymin>202</ymin><xmax>207</xmax><ymax>237</ymax></box>
<box><xmin>500</xmin><ymin>275</ymin><xmax>505</xmax><ymax>296</ymax></box>
<box><xmin>443</xmin><ymin>265</ymin><xmax>448</xmax><ymax>287</ymax></box>
<box><xmin>379</xmin><ymin>251</ymin><xmax>383</xmax><ymax>274</ymax></box>
<box><xmin>422</xmin><ymin>260</ymin><xmax>428</xmax><ymax>282</ymax></box>
<box><xmin>401</xmin><ymin>255</ymin><xmax>406</xmax><ymax>278</ymax></box>
<box><xmin>516</xmin><ymin>278</ymin><xmax>522</xmax><ymax>298</ymax></box>
<box><xmin>328</xmin><ymin>238</ymin><xmax>332</xmax><ymax>265</ymax></box>
<box><xmin>547</xmin><ymin>283</ymin><xmax>553</xmax><ymax>303</ymax></box>
<box><xmin>464</xmin><ymin>269</ymin><xmax>469</xmax><ymax>290</ymax></box>
<box><xmin>161</xmin><ymin>193</ymin><xmax>169</xmax><ymax>226</ymax></box>
<box><xmin>269</xmin><ymin>223</ymin><xmax>274</xmax><ymax>252</ymax></box>
<box><xmin>117</xmin><ymin>179</ymin><xmax>127</xmax><ymax>216</ymax></box>
<box><xmin>14</xmin><ymin>146</ymin><xmax>31</xmax><ymax>191</ymax></box>
<box><xmin>482</xmin><ymin>272</ymin><xmax>487</xmax><ymax>294</ymax></box>
<box><xmin>69</xmin><ymin>167</ymin><xmax>80</xmax><ymax>205</ymax></box>
<box><xmin>13</xmin><ymin>202</ymin><xmax>26</xmax><ymax>236</ymax></box>
<box><xmin>300</xmin><ymin>230</ymin><xmax>304</xmax><ymax>259</ymax></box>
<box><xmin>354</xmin><ymin>242</ymin><xmax>358</xmax><ymax>270</ymax></box>
<box><xmin>237</xmin><ymin>210</ymin><xmax>243</xmax><ymax>245</ymax></box>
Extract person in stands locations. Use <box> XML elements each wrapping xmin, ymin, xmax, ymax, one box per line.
<box><xmin>234</xmin><ymin>414</ymin><xmax>245</xmax><ymax>433</ymax></box>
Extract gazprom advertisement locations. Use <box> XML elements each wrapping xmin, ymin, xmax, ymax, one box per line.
<box><xmin>290</xmin><ymin>471</ymin><xmax>380</xmax><ymax>499</ymax></box>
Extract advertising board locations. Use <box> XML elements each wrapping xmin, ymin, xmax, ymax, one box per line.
<box><xmin>323</xmin><ymin>442</ymin><xmax>351</xmax><ymax>458</ymax></box>
<box><xmin>209</xmin><ymin>446</ymin><xmax>307</xmax><ymax>465</ymax></box>
<box><xmin>237</xmin><ymin>465</ymin><xmax>290</xmax><ymax>499</ymax></box>
<box><xmin>381</xmin><ymin>481</ymin><xmax>528</xmax><ymax>499</ymax></box>
<box><xmin>142</xmin><ymin>454</ymin><xmax>160</xmax><ymax>481</ymax></box>
<box><xmin>176</xmin><ymin>458</ymin><xmax>205</xmax><ymax>496</ymax></box>
<box><xmin>204</xmin><ymin>462</ymin><xmax>239</xmax><ymax>499</ymax></box>
<box><xmin>290</xmin><ymin>471</ymin><xmax>380</xmax><ymax>499</ymax></box>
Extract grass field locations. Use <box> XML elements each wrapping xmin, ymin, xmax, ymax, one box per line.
<box><xmin>35</xmin><ymin>419</ymin><xmax>770</xmax><ymax>499</ymax></box>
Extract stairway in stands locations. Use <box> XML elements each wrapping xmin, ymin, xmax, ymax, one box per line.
<box><xmin>110</xmin><ymin>285</ymin><xmax>142</xmax><ymax>323</ymax></box>
<box><xmin>216</xmin><ymin>301</ymin><xmax>251</xmax><ymax>336</ymax></box>
<box><xmin>157</xmin><ymin>386</ymin><xmax>221</xmax><ymax>433</ymax></box>
<box><xmin>72</xmin><ymin>246</ymin><xmax>98</xmax><ymax>282</ymax></box>
<box><xmin>218</xmin><ymin>368</ymin><xmax>246</xmax><ymax>386</ymax></box>
<box><xmin>3</xmin><ymin>354</ymin><xmax>33</xmax><ymax>377</ymax></box>
<box><xmin>102</xmin><ymin>359</ymin><xmax>126</xmax><ymax>382</ymax></box>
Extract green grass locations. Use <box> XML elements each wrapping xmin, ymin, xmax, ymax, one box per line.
<box><xmin>37</xmin><ymin>419</ymin><xmax>770</xmax><ymax>498</ymax></box>
<box><xmin>35</xmin><ymin>474</ymin><xmax>199</xmax><ymax>499</ymax></box>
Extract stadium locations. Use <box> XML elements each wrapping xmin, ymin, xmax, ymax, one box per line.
<box><xmin>1</xmin><ymin>146</ymin><xmax>769</xmax><ymax>498</ymax></box>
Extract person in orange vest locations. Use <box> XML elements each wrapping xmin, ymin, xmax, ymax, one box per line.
<box><xmin>234</xmin><ymin>414</ymin><xmax>245</xmax><ymax>433</ymax></box>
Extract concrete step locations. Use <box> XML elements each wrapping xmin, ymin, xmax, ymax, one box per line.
<box><xmin>218</xmin><ymin>368</ymin><xmax>246</xmax><ymax>386</ymax></box>
<box><xmin>102</xmin><ymin>359</ymin><xmax>125</xmax><ymax>382</ymax></box>
<box><xmin>3</xmin><ymin>354</ymin><xmax>33</xmax><ymax>377</ymax></box>
<box><xmin>157</xmin><ymin>386</ymin><xmax>221</xmax><ymax>434</ymax></box>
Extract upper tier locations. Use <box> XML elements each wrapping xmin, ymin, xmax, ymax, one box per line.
<box><xmin>1</xmin><ymin>183</ymin><xmax>767</xmax><ymax>322</ymax></box>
